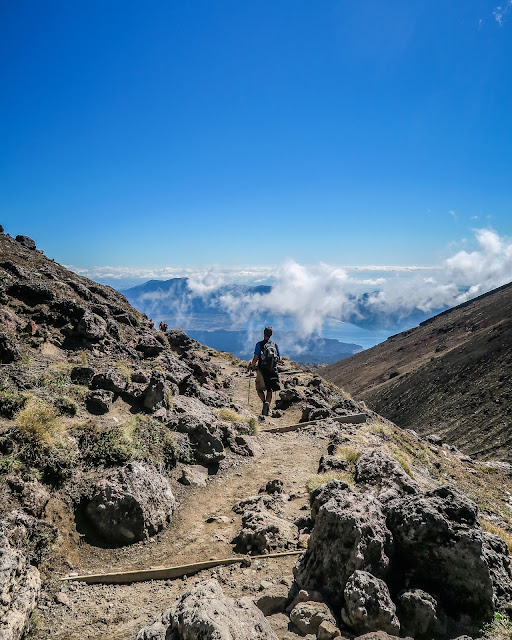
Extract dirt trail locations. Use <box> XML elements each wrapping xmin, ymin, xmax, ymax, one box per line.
<box><xmin>34</xmin><ymin>358</ymin><xmax>329</xmax><ymax>640</ymax></box>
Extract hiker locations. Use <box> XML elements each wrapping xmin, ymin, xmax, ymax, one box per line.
<box><xmin>249</xmin><ymin>326</ymin><xmax>281</xmax><ymax>416</ymax></box>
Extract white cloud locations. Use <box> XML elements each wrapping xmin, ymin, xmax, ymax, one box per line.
<box><xmin>493</xmin><ymin>1</ymin><xmax>512</xmax><ymax>25</ymax></box>
<box><xmin>68</xmin><ymin>228</ymin><xmax>512</xmax><ymax>338</ymax></box>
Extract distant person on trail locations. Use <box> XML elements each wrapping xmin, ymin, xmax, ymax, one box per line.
<box><xmin>249</xmin><ymin>327</ymin><xmax>281</xmax><ymax>416</ymax></box>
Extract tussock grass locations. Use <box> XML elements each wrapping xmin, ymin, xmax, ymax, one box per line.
<box><xmin>49</xmin><ymin>361</ymin><xmax>73</xmax><ymax>375</ymax></box>
<box><xmin>114</xmin><ymin>360</ymin><xmax>132</xmax><ymax>382</ymax></box>
<box><xmin>480</xmin><ymin>519</ymin><xmax>512</xmax><ymax>553</ymax></box>
<box><xmin>16</xmin><ymin>399</ymin><xmax>65</xmax><ymax>446</ymax></box>
<box><xmin>218</xmin><ymin>408</ymin><xmax>259</xmax><ymax>435</ymax></box>
<box><xmin>335</xmin><ymin>445</ymin><xmax>363</xmax><ymax>464</ymax></box>
<box><xmin>306</xmin><ymin>470</ymin><xmax>355</xmax><ymax>493</ymax></box>
<box><xmin>387</xmin><ymin>444</ymin><xmax>414</xmax><ymax>478</ymax></box>
<box><xmin>219</xmin><ymin>408</ymin><xmax>244</xmax><ymax>422</ymax></box>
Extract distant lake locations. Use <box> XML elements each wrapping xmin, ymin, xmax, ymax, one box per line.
<box><xmin>321</xmin><ymin>323</ymin><xmax>394</xmax><ymax>350</ymax></box>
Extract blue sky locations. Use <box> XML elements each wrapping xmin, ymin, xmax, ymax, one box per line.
<box><xmin>1</xmin><ymin>0</ymin><xmax>512</xmax><ymax>272</ymax></box>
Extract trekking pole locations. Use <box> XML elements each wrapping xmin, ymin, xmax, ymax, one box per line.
<box><xmin>247</xmin><ymin>376</ymin><xmax>251</xmax><ymax>406</ymax></box>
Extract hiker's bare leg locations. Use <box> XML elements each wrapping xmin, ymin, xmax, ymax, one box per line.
<box><xmin>257</xmin><ymin>390</ymin><xmax>265</xmax><ymax>403</ymax></box>
<box><xmin>266</xmin><ymin>391</ymin><xmax>272</xmax><ymax>404</ymax></box>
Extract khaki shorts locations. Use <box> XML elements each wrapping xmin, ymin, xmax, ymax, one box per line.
<box><xmin>255</xmin><ymin>370</ymin><xmax>266</xmax><ymax>393</ymax></box>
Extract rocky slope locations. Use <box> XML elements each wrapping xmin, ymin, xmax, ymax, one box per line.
<box><xmin>1</xmin><ymin>227</ymin><xmax>512</xmax><ymax>640</ymax></box>
<box><xmin>320</xmin><ymin>281</ymin><xmax>512</xmax><ymax>462</ymax></box>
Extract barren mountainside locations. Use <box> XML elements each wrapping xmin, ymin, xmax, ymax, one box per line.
<box><xmin>321</xmin><ymin>281</ymin><xmax>512</xmax><ymax>462</ymax></box>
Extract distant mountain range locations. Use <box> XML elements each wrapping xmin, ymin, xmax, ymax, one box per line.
<box><xmin>121</xmin><ymin>278</ymin><xmax>364</xmax><ymax>364</ymax></box>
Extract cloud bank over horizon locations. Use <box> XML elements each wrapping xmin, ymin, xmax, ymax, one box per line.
<box><xmin>70</xmin><ymin>228</ymin><xmax>512</xmax><ymax>337</ymax></box>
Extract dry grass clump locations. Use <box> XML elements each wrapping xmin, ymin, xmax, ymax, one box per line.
<box><xmin>218</xmin><ymin>408</ymin><xmax>242</xmax><ymax>422</ymax></box>
<box><xmin>306</xmin><ymin>470</ymin><xmax>355</xmax><ymax>493</ymax></box>
<box><xmin>480</xmin><ymin>519</ymin><xmax>512</xmax><ymax>553</ymax></box>
<box><xmin>335</xmin><ymin>445</ymin><xmax>364</xmax><ymax>464</ymax></box>
<box><xmin>16</xmin><ymin>399</ymin><xmax>65</xmax><ymax>445</ymax></box>
<box><xmin>114</xmin><ymin>360</ymin><xmax>133</xmax><ymax>382</ymax></box>
<box><xmin>387</xmin><ymin>444</ymin><xmax>414</xmax><ymax>478</ymax></box>
<box><xmin>218</xmin><ymin>408</ymin><xmax>259</xmax><ymax>435</ymax></box>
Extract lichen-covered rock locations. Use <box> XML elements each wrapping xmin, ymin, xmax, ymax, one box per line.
<box><xmin>294</xmin><ymin>483</ymin><xmax>392</xmax><ymax>605</ymax></box>
<box><xmin>386</xmin><ymin>484</ymin><xmax>512</xmax><ymax>633</ymax></box>
<box><xmin>355</xmin><ymin>449</ymin><xmax>420</xmax><ymax>503</ymax></box>
<box><xmin>135</xmin><ymin>579</ymin><xmax>278</xmax><ymax>640</ymax></box>
<box><xmin>84</xmin><ymin>462</ymin><xmax>175</xmax><ymax>544</ymax></box>
<box><xmin>0</xmin><ymin>530</ymin><xmax>41</xmax><ymax>640</ymax></box>
<box><xmin>76</xmin><ymin>311</ymin><xmax>107</xmax><ymax>341</ymax></box>
<box><xmin>341</xmin><ymin>570</ymin><xmax>400</xmax><ymax>636</ymax></box>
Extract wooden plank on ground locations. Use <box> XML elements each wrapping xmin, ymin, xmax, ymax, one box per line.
<box><xmin>262</xmin><ymin>413</ymin><xmax>367</xmax><ymax>433</ymax></box>
<box><xmin>61</xmin><ymin>550</ymin><xmax>303</xmax><ymax>585</ymax></box>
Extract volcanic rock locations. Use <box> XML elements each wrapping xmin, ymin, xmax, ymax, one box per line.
<box><xmin>0</xmin><ymin>331</ymin><xmax>21</xmax><ymax>364</ymax></box>
<box><xmin>15</xmin><ymin>235</ymin><xmax>36</xmax><ymax>250</ymax></box>
<box><xmin>135</xmin><ymin>579</ymin><xmax>278</xmax><ymax>640</ymax></box>
<box><xmin>341</xmin><ymin>570</ymin><xmax>400</xmax><ymax>636</ymax></box>
<box><xmin>354</xmin><ymin>449</ymin><xmax>420</xmax><ymax>503</ymax></box>
<box><xmin>84</xmin><ymin>462</ymin><xmax>175</xmax><ymax>544</ymax></box>
<box><xmin>289</xmin><ymin>601</ymin><xmax>337</xmax><ymax>635</ymax></box>
<box><xmin>76</xmin><ymin>311</ymin><xmax>107</xmax><ymax>341</ymax></box>
<box><xmin>294</xmin><ymin>481</ymin><xmax>392</xmax><ymax>605</ymax></box>
<box><xmin>386</xmin><ymin>484</ymin><xmax>512</xmax><ymax>633</ymax></box>
<box><xmin>86</xmin><ymin>389</ymin><xmax>114</xmax><ymax>414</ymax></box>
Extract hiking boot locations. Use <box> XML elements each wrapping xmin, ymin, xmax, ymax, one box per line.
<box><xmin>262</xmin><ymin>402</ymin><xmax>270</xmax><ymax>416</ymax></box>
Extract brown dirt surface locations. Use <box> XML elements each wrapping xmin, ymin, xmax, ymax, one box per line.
<box><xmin>320</xmin><ymin>281</ymin><xmax>512</xmax><ymax>462</ymax></box>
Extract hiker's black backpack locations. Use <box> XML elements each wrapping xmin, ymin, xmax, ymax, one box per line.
<box><xmin>258</xmin><ymin>340</ymin><xmax>279</xmax><ymax>371</ymax></box>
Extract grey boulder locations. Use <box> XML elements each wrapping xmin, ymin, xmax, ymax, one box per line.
<box><xmin>135</xmin><ymin>578</ymin><xmax>278</xmax><ymax>640</ymax></box>
<box><xmin>289</xmin><ymin>600</ymin><xmax>337</xmax><ymax>635</ymax></box>
<box><xmin>295</xmin><ymin>482</ymin><xmax>392</xmax><ymax>604</ymax></box>
<box><xmin>84</xmin><ymin>462</ymin><xmax>175</xmax><ymax>544</ymax></box>
<box><xmin>235</xmin><ymin>494</ymin><xmax>298</xmax><ymax>554</ymax></box>
<box><xmin>355</xmin><ymin>449</ymin><xmax>420</xmax><ymax>503</ymax></box>
<box><xmin>76</xmin><ymin>311</ymin><xmax>107</xmax><ymax>341</ymax></box>
<box><xmin>341</xmin><ymin>570</ymin><xmax>400</xmax><ymax>636</ymax></box>
<box><xmin>386</xmin><ymin>484</ymin><xmax>512</xmax><ymax>633</ymax></box>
